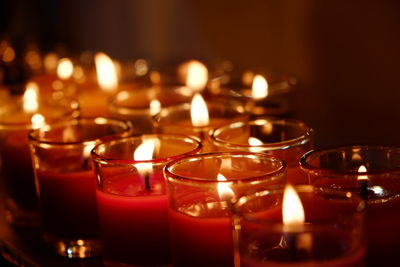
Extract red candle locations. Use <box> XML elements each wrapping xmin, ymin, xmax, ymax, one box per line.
<box><xmin>96</xmin><ymin>172</ymin><xmax>170</xmax><ymax>266</ymax></box>
<box><xmin>169</xmin><ymin>207</ymin><xmax>233</xmax><ymax>267</ymax></box>
<box><xmin>37</xmin><ymin>169</ymin><xmax>99</xmax><ymax>240</ymax></box>
<box><xmin>91</xmin><ymin>134</ymin><xmax>202</xmax><ymax>266</ymax></box>
<box><xmin>165</xmin><ymin>152</ymin><xmax>287</xmax><ymax>267</ymax></box>
<box><xmin>234</xmin><ymin>186</ymin><xmax>365</xmax><ymax>267</ymax></box>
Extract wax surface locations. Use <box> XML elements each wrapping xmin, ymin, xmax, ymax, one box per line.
<box><xmin>37</xmin><ymin>169</ymin><xmax>99</xmax><ymax>239</ymax></box>
<box><xmin>169</xmin><ymin>209</ymin><xmax>234</xmax><ymax>267</ymax></box>
<box><xmin>96</xmin><ymin>172</ymin><xmax>170</xmax><ymax>266</ymax></box>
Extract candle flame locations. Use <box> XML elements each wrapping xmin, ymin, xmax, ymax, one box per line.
<box><xmin>31</xmin><ymin>113</ymin><xmax>45</xmax><ymax>129</ymax></box>
<box><xmin>150</xmin><ymin>99</ymin><xmax>161</xmax><ymax>116</ymax></box>
<box><xmin>282</xmin><ymin>184</ymin><xmax>305</xmax><ymax>229</ymax></box>
<box><xmin>190</xmin><ymin>93</ymin><xmax>209</xmax><ymax>127</ymax></box>
<box><xmin>217</xmin><ymin>173</ymin><xmax>235</xmax><ymax>200</ymax></box>
<box><xmin>23</xmin><ymin>82</ymin><xmax>39</xmax><ymax>112</ymax></box>
<box><xmin>57</xmin><ymin>58</ymin><xmax>74</xmax><ymax>80</ymax></box>
<box><xmin>358</xmin><ymin>165</ymin><xmax>368</xmax><ymax>181</ymax></box>
<box><xmin>134</xmin><ymin>138</ymin><xmax>156</xmax><ymax>175</ymax></box>
<box><xmin>95</xmin><ymin>52</ymin><xmax>119</xmax><ymax>92</ymax></box>
<box><xmin>252</xmin><ymin>75</ymin><xmax>269</xmax><ymax>99</ymax></box>
<box><xmin>185</xmin><ymin>60</ymin><xmax>208</xmax><ymax>92</ymax></box>
<box><xmin>248</xmin><ymin>137</ymin><xmax>264</xmax><ymax>152</ymax></box>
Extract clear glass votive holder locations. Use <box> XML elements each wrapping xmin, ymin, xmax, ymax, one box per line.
<box><xmin>165</xmin><ymin>152</ymin><xmax>287</xmax><ymax>267</ymax></box>
<box><xmin>211</xmin><ymin>117</ymin><xmax>313</xmax><ymax>184</ymax></box>
<box><xmin>91</xmin><ymin>134</ymin><xmax>202</xmax><ymax>267</ymax></box>
<box><xmin>109</xmin><ymin>86</ymin><xmax>193</xmax><ymax>135</ymax></box>
<box><xmin>29</xmin><ymin>117</ymin><xmax>132</xmax><ymax>258</ymax></box>
<box><xmin>0</xmin><ymin>89</ymin><xmax>79</xmax><ymax>227</ymax></box>
<box><xmin>208</xmin><ymin>69</ymin><xmax>296</xmax><ymax>116</ymax></box>
<box><xmin>153</xmin><ymin>100</ymin><xmax>248</xmax><ymax>151</ymax></box>
<box><xmin>233</xmin><ymin>185</ymin><xmax>365</xmax><ymax>267</ymax></box>
<box><xmin>300</xmin><ymin>145</ymin><xmax>400</xmax><ymax>266</ymax></box>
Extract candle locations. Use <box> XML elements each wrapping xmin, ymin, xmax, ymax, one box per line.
<box><xmin>0</xmin><ymin>85</ymin><xmax>78</xmax><ymax>227</ymax></box>
<box><xmin>300</xmin><ymin>145</ymin><xmax>400</xmax><ymax>266</ymax></box>
<box><xmin>154</xmin><ymin>93</ymin><xmax>247</xmax><ymax>151</ymax></box>
<box><xmin>109</xmin><ymin>85</ymin><xmax>193</xmax><ymax>135</ymax></box>
<box><xmin>91</xmin><ymin>134</ymin><xmax>202</xmax><ymax>266</ymax></box>
<box><xmin>233</xmin><ymin>185</ymin><xmax>366</xmax><ymax>267</ymax></box>
<box><xmin>165</xmin><ymin>152</ymin><xmax>286</xmax><ymax>267</ymax></box>
<box><xmin>208</xmin><ymin>69</ymin><xmax>296</xmax><ymax>116</ymax></box>
<box><xmin>211</xmin><ymin>117</ymin><xmax>313</xmax><ymax>184</ymax></box>
<box><xmin>29</xmin><ymin>118</ymin><xmax>132</xmax><ymax>258</ymax></box>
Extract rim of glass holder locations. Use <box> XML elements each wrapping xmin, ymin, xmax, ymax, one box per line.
<box><xmin>91</xmin><ymin>133</ymin><xmax>203</xmax><ymax>166</ymax></box>
<box><xmin>165</xmin><ymin>151</ymin><xmax>286</xmax><ymax>185</ymax></box>
<box><xmin>28</xmin><ymin>117</ymin><xmax>133</xmax><ymax>146</ymax></box>
<box><xmin>300</xmin><ymin>145</ymin><xmax>400</xmax><ymax>177</ymax></box>
<box><xmin>211</xmin><ymin>117</ymin><xmax>313</xmax><ymax>151</ymax></box>
<box><xmin>233</xmin><ymin>184</ymin><xmax>365</xmax><ymax>228</ymax></box>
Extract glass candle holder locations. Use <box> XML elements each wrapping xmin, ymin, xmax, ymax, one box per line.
<box><xmin>109</xmin><ymin>85</ymin><xmax>193</xmax><ymax>135</ymax></box>
<box><xmin>165</xmin><ymin>152</ymin><xmax>287</xmax><ymax>267</ymax></box>
<box><xmin>29</xmin><ymin>118</ymin><xmax>132</xmax><ymax>258</ymax></box>
<box><xmin>153</xmin><ymin>100</ymin><xmax>248</xmax><ymax>151</ymax></box>
<box><xmin>91</xmin><ymin>134</ymin><xmax>202</xmax><ymax>267</ymax></box>
<box><xmin>233</xmin><ymin>185</ymin><xmax>365</xmax><ymax>267</ymax></box>
<box><xmin>208</xmin><ymin>69</ymin><xmax>296</xmax><ymax>116</ymax></box>
<box><xmin>211</xmin><ymin>117</ymin><xmax>313</xmax><ymax>184</ymax></box>
<box><xmin>0</xmin><ymin>89</ymin><xmax>79</xmax><ymax>227</ymax></box>
<box><xmin>300</xmin><ymin>145</ymin><xmax>400</xmax><ymax>266</ymax></box>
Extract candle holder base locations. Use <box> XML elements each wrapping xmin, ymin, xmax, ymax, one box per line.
<box><xmin>43</xmin><ymin>234</ymin><xmax>101</xmax><ymax>259</ymax></box>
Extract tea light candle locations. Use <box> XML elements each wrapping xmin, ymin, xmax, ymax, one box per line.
<box><xmin>153</xmin><ymin>93</ymin><xmax>247</xmax><ymax>151</ymax></box>
<box><xmin>211</xmin><ymin>117</ymin><xmax>313</xmax><ymax>184</ymax></box>
<box><xmin>109</xmin><ymin>85</ymin><xmax>193</xmax><ymax>135</ymax></box>
<box><xmin>208</xmin><ymin>70</ymin><xmax>296</xmax><ymax>116</ymax></box>
<box><xmin>29</xmin><ymin>118</ymin><xmax>132</xmax><ymax>258</ymax></box>
<box><xmin>233</xmin><ymin>185</ymin><xmax>366</xmax><ymax>267</ymax></box>
<box><xmin>0</xmin><ymin>85</ymin><xmax>78</xmax><ymax>227</ymax></box>
<box><xmin>165</xmin><ymin>152</ymin><xmax>286</xmax><ymax>267</ymax></box>
<box><xmin>91</xmin><ymin>134</ymin><xmax>202</xmax><ymax>266</ymax></box>
<box><xmin>300</xmin><ymin>145</ymin><xmax>400</xmax><ymax>266</ymax></box>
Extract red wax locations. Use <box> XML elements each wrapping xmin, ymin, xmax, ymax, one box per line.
<box><xmin>0</xmin><ymin>130</ymin><xmax>38</xmax><ymax>211</ymax></box>
<box><xmin>287</xmin><ymin>167</ymin><xmax>308</xmax><ymax>185</ymax></box>
<box><xmin>37</xmin><ymin>169</ymin><xmax>99</xmax><ymax>239</ymax></box>
<box><xmin>96</xmin><ymin>172</ymin><xmax>170</xmax><ymax>266</ymax></box>
<box><xmin>169</xmin><ymin>209</ymin><xmax>234</xmax><ymax>267</ymax></box>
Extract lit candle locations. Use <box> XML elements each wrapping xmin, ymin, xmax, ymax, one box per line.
<box><xmin>92</xmin><ymin>134</ymin><xmax>202</xmax><ymax>266</ymax></box>
<box><xmin>166</xmin><ymin>152</ymin><xmax>286</xmax><ymax>267</ymax></box>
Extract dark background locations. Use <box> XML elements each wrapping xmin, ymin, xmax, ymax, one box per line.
<box><xmin>2</xmin><ymin>0</ymin><xmax>400</xmax><ymax>147</ymax></box>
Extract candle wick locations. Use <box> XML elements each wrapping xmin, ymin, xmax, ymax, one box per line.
<box><xmin>145</xmin><ymin>173</ymin><xmax>151</xmax><ymax>191</ymax></box>
<box><xmin>285</xmin><ymin>233</ymin><xmax>298</xmax><ymax>261</ymax></box>
<box><xmin>359</xmin><ymin>179</ymin><xmax>369</xmax><ymax>200</ymax></box>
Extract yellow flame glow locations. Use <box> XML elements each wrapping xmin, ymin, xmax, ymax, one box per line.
<box><xmin>358</xmin><ymin>165</ymin><xmax>368</xmax><ymax>181</ymax></box>
<box><xmin>252</xmin><ymin>75</ymin><xmax>269</xmax><ymax>99</ymax></box>
<box><xmin>23</xmin><ymin>82</ymin><xmax>39</xmax><ymax>112</ymax></box>
<box><xmin>57</xmin><ymin>58</ymin><xmax>74</xmax><ymax>80</ymax></box>
<box><xmin>282</xmin><ymin>184</ymin><xmax>305</xmax><ymax>230</ymax></box>
<box><xmin>31</xmin><ymin>113</ymin><xmax>45</xmax><ymax>129</ymax></box>
<box><xmin>217</xmin><ymin>173</ymin><xmax>235</xmax><ymax>200</ymax></box>
<box><xmin>95</xmin><ymin>52</ymin><xmax>118</xmax><ymax>92</ymax></box>
<box><xmin>134</xmin><ymin>138</ymin><xmax>156</xmax><ymax>175</ymax></box>
<box><xmin>190</xmin><ymin>94</ymin><xmax>209</xmax><ymax>127</ymax></box>
<box><xmin>150</xmin><ymin>99</ymin><xmax>161</xmax><ymax>116</ymax></box>
<box><xmin>185</xmin><ymin>60</ymin><xmax>208</xmax><ymax>92</ymax></box>
<box><xmin>44</xmin><ymin>53</ymin><xmax>59</xmax><ymax>73</ymax></box>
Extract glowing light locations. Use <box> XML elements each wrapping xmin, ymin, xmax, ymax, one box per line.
<box><xmin>358</xmin><ymin>165</ymin><xmax>368</xmax><ymax>181</ymax></box>
<box><xmin>23</xmin><ymin>82</ymin><xmax>40</xmax><ymax>112</ymax></box>
<box><xmin>190</xmin><ymin>94</ymin><xmax>209</xmax><ymax>127</ymax></box>
<box><xmin>150</xmin><ymin>99</ymin><xmax>161</xmax><ymax>116</ymax></box>
<box><xmin>252</xmin><ymin>75</ymin><xmax>269</xmax><ymax>99</ymax></box>
<box><xmin>3</xmin><ymin>46</ymin><xmax>15</xmax><ymax>63</ymax></box>
<box><xmin>134</xmin><ymin>138</ymin><xmax>156</xmax><ymax>175</ymax></box>
<box><xmin>31</xmin><ymin>114</ymin><xmax>45</xmax><ymax>129</ymax></box>
<box><xmin>282</xmin><ymin>184</ymin><xmax>305</xmax><ymax>231</ymax></box>
<box><xmin>44</xmin><ymin>53</ymin><xmax>59</xmax><ymax>73</ymax></box>
<box><xmin>248</xmin><ymin>137</ymin><xmax>263</xmax><ymax>146</ymax></box>
<box><xmin>95</xmin><ymin>52</ymin><xmax>119</xmax><ymax>92</ymax></box>
<box><xmin>184</xmin><ymin>60</ymin><xmax>208</xmax><ymax>92</ymax></box>
<box><xmin>57</xmin><ymin>58</ymin><xmax>74</xmax><ymax>80</ymax></box>
<box><xmin>217</xmin><ymin>173</ymin><xmax>235</xmax><ymax>200</ymax></box>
